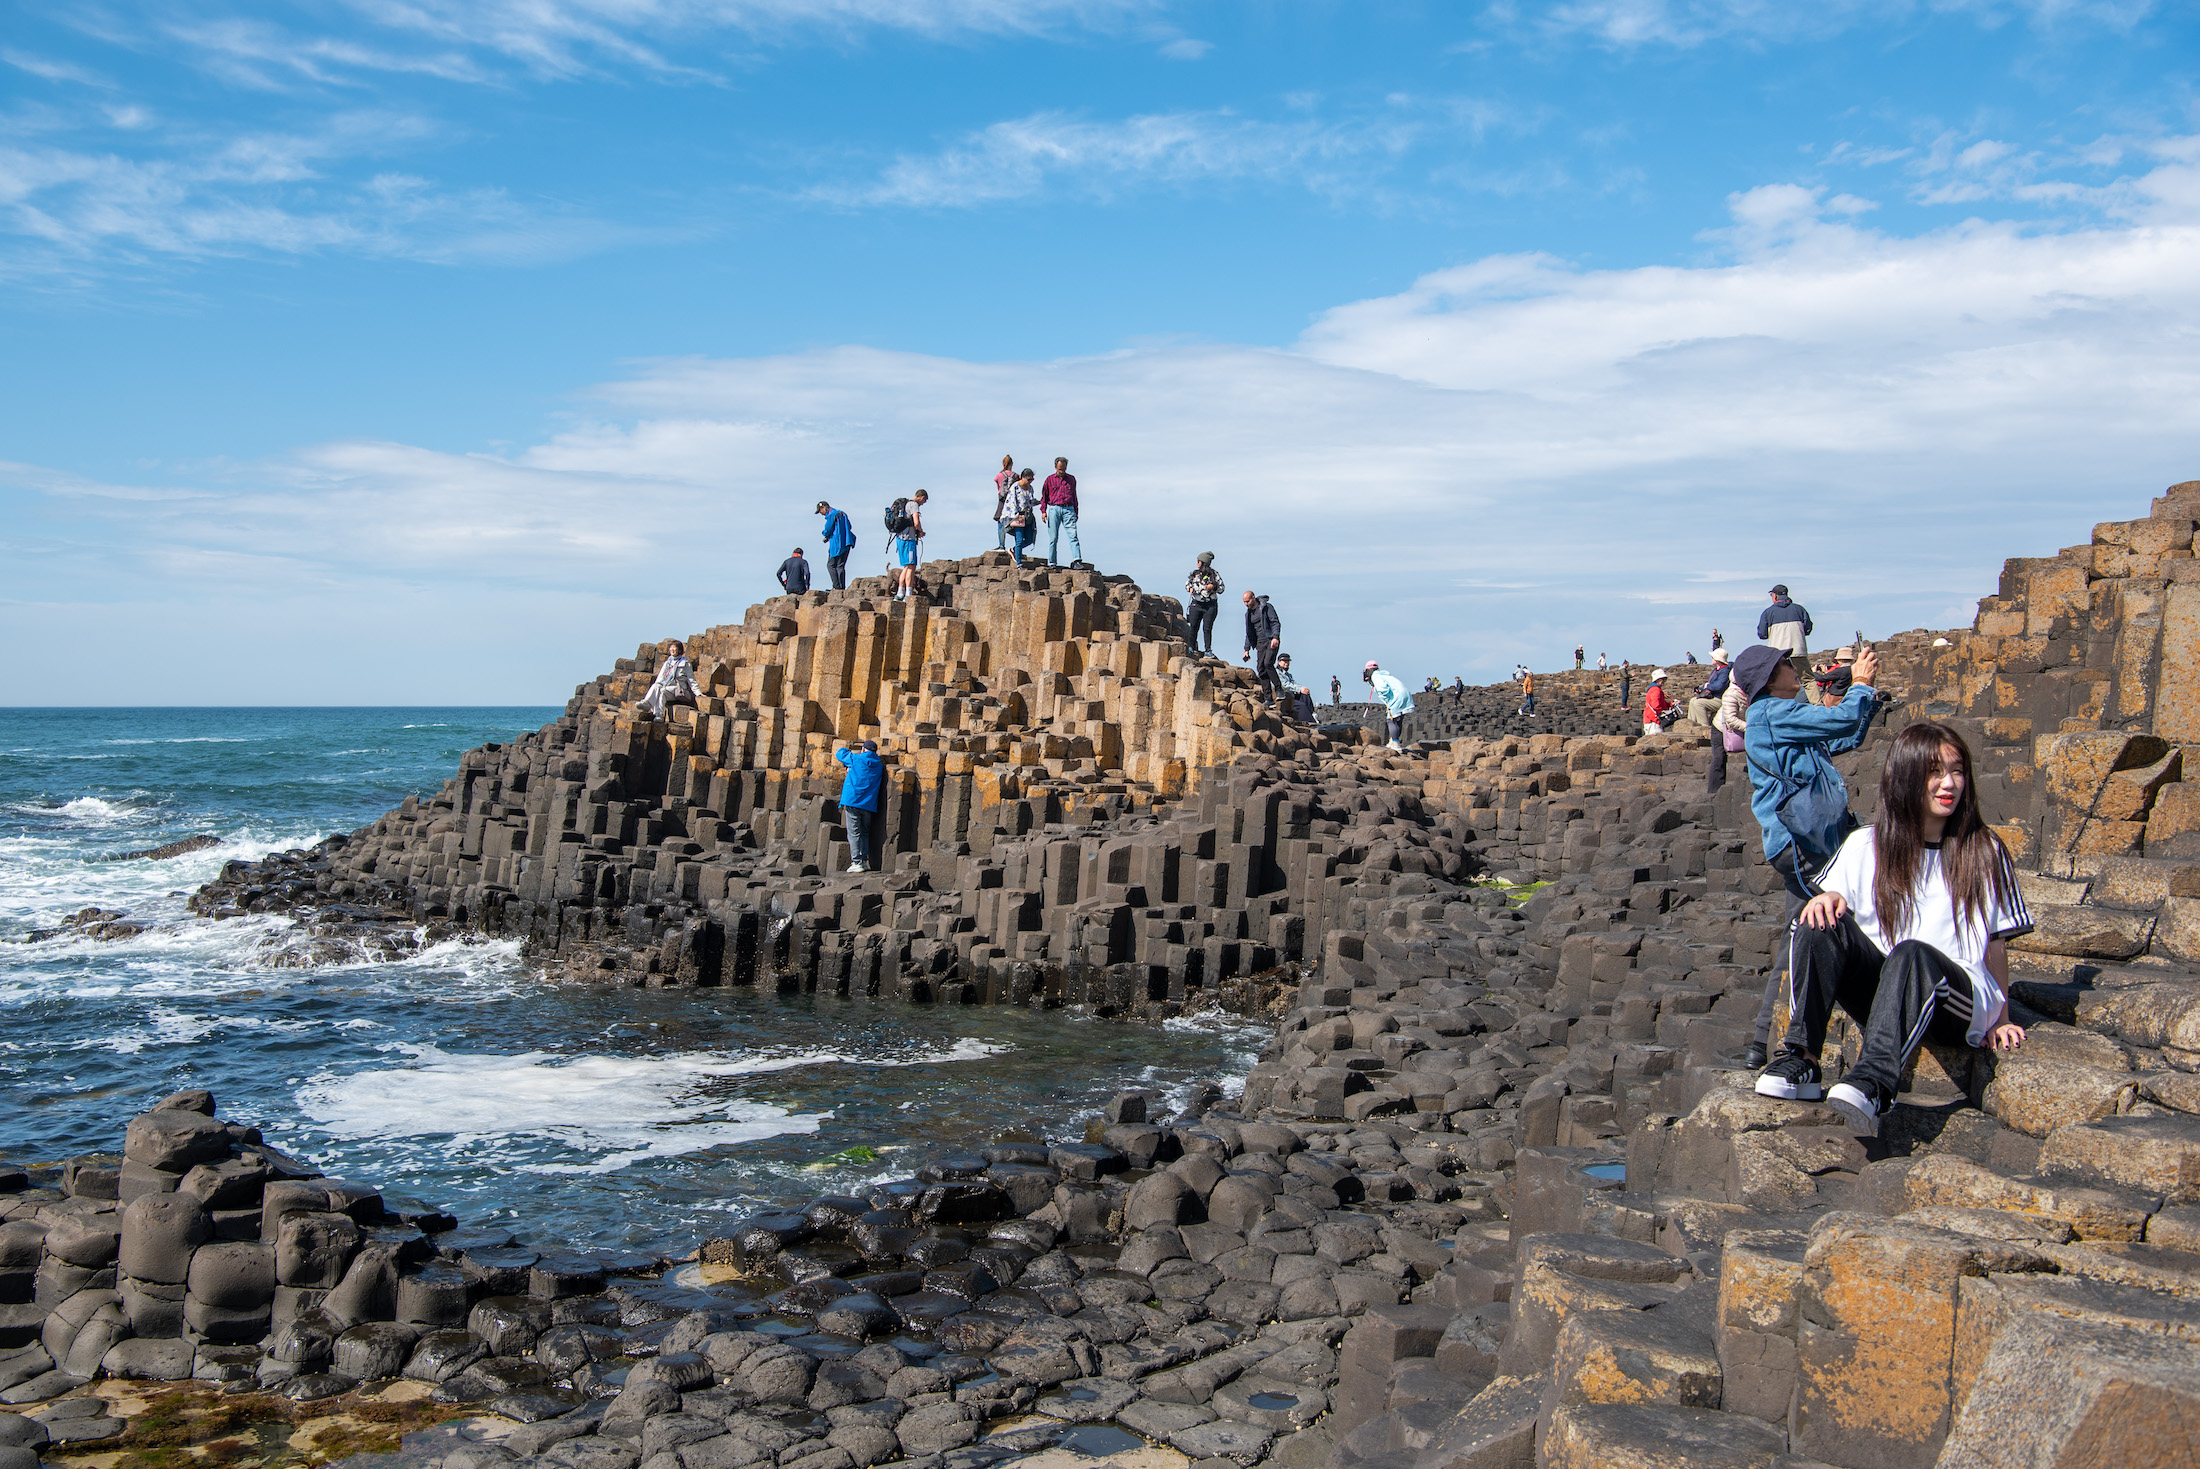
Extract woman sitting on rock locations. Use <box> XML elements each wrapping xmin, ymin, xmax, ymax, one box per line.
<box><xmin>638</xmin><ymin>640</ymin><xmax>700</xmax><ymax>721</ymax></box>
<box><xmin>1756</xmin><ymin>721</ymin><xmax>2032</xmax><ymax>1136</ymax></box>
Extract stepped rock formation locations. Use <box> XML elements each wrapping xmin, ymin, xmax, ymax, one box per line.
<box><xmin>21</xmin><ymin>477</ymin><xmax>2181</xmax><ymax>1469</ymax></box>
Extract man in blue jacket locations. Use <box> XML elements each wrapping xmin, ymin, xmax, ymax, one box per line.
<box><xmin>835</xmin><ymin>739</ymin><xmax>884</xmax><ymax>873</ymax></box>
<box><xmin>1731</xmin><ymin>641</ymin><xmax>1882</xmax><ymax>1067</ymax></box>
<box><xmin>816</xmin><ymin>500</ymin><xmax>857</xmax><ymax>591</ymax></box>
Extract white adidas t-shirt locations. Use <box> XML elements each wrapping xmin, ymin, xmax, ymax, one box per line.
<box><xmin>1814</xmin><ymin>828</ymin><xmax>2033</xmax><ymax>1046</ymax></box>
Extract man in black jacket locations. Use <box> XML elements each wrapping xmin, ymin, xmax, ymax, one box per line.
<box><xmin>1241</xmin><ymin>591</ymin><xmax>1283</xmax><ymax>704</ymax></box>
<box><xmin>777</xmin><ymin>548</ymin><xmax>811</xmax><ymax>595</ymax></box>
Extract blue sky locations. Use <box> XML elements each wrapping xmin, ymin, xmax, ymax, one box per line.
<box><xmin>4</xmin><ymin>0</ymin><xmax>2198</xmax><ymax>703</ymax></box>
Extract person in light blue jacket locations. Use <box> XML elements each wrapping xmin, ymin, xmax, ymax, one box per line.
<box><xmin>1363</xmin><ymin>661</ymin><xmax>1414</xmax><ymax>752</ymax></box>
<box><xmin>1731</xmin><ymin>641</ymin><xmax>1883</xmax><ymax>1067</ymax></box>
<box><xmin>834</xmin><ymin>740</ymin><xmax>884</xmax><ymax>874</ymax></box>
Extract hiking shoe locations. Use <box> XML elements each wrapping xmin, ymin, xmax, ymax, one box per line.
<box><xmin>1742</xmin><ymin>1041</ymin><xmax>1768</xmax><ymax>1070</ymax></box>
<box><xmin>1827</xmin><ymin>1080</ymin><xmax>1887</xmax><ymax>1137</ymax></box>
<box><xmin>1754</xmin><ymin>1052</ymin><xmax>1823</xmax><ymax>1101</ymax></box>
<box><xmin>846</xmin><ymin>862</ymin><xmax>868</xmax><ymax>874</ymax></box>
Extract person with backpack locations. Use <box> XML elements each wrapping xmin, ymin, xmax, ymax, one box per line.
<box><xmin>1185</xmin><ymin>552</ymin><xmax>1223</xmax><ymax>655</ymax></box>
<box><xmin>992</xmin><ymin>455</ymin><xmax>1017</xmax><ymax>550</ymax></box>
<box><xmin>885</xmin><ymin>489</ymin><xmax>927</xmax><ymax>600</ymax></box>
<box><xmin>1363</xmin><ymin>661</ymin><xmax>1413</xmax><ymax>752</ymax></box>
<box><xmin>834</xmin><ymin>738</ymin><xmax>886</xmax><ymax>874</ymax></box>
<box><xmin>1241</xmin><ymin>590</ymin><xmax>1282</xmax><ymax>704</ymax></box>
<box><xmin>1002</xmin><ymin>470</ymin><xmax>1038</xmax><ymax>567</ymax></box>
<box><xmin>777</xmin><ymin>547</ymin><xmax>811</xmax><ymax>595</ymax></box>
<box><xmin>1617</xmin><ymin>662</ymin><xmax>1632</xmax><ymax>713</ymax></box>
<box><xmin>816</xmin><ymin>501</ymin><xmax>857</xmax><ymax>590</ymax></box>
<box><xmin>1519</xmin><ymin>670</ymin><xmax>1536</xmax><ymax>716</ymax></box>
<box><xmin>1042</xmin><ymin>457</ymin><xmax>1082</xmax><ymax>567</ymax></box>
<box><xmin>1755</xmin><ymin>721</ymin><xmax>2030</xmax><ymax>1136</ymax></box>
<box><xmin>1730</xmin><ymin>640</ymin><xmax>1883</xmax><ymax>1069</ymax></box>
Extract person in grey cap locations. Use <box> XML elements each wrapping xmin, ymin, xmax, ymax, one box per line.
<box><xmin>1757</xmin><ymin>583</ymin><xmax>1812</xmax><ymax>669</ymax></box>
<box><xmin>1185</xmin><ymin>552</ymin><xmax>1224</xmax><ymax>656</ymax></box>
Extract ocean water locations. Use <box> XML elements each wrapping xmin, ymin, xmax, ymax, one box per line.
<box><xmin>0</xmin><ymin>708</ymin><xmax>1264</xmax><ymax>1254</ymax></box>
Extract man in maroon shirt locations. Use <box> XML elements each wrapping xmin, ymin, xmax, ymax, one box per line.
<box><xmin>1042</xmin><ymin>456</ymin><xmax>1083</xmax><ymax>568</ymax></box>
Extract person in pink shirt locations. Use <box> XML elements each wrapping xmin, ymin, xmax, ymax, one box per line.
<box><xmin>992</xmin><ymin>454</ymin><xmax>1017</xmax><ymax>551</ymax></box>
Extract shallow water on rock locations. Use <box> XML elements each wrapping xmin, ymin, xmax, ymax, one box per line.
<box><xmin>0</xmin><ymin>708</ymin><xmax>1265</xmax><ymax>1255</ymax></box>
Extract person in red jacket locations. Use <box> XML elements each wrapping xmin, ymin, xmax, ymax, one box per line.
<box><xmin>1641</xmin><ymin>669</ymin><xmax>1678</xmax><ymax>735</ymax></box>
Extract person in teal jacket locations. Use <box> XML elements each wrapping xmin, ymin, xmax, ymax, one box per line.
<box><xmin>1730</xmin><ymin>641</ymin><xmax>1883</xmax><ymax>1068</ymax></box>
<box><xmin>1363</xmin><ymin>661</ymin><xmax>1414</xmax><ymax>752</ymax></box>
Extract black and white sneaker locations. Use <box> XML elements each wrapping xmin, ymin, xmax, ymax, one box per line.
<box><xmin>1827</xmin><ymin>1080</ymin><xmax>1888</xmax><ymax>1137</ymax></box>
<box><xmin>1754</xmin><ymin>1052</ymin><xmax>1823</xmax><ymax>1101</ymax></box>
<box><xmin>1742</xmin><ymin>1042</ymin><xmax>1768</xmax><ymax>1071</ymax></box>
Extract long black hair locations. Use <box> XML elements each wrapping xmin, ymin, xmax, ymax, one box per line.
<box><xmin>1873</xmin><ymin>721</ymin><xmax>2018</xmax><ymax>937</ymax></box>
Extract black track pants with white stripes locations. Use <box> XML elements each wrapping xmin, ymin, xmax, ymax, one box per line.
<box><xmin>1779</xmin><ymin>913</ymin><xmax>1975</xmax><ymax>1098</ymax></box>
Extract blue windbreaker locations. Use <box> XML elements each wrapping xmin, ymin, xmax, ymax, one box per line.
<box><xmin>1742</xmin><ymin>683</ymin><xmax>1877</xmax><ymax>862</ymax></box>
<box><xmin>821</xmin><ymin>509</ymin><xmax>856</xmax><ymax>559</ymax></box>
<box><xmin>834</xmin><ymin>747</ymin><xmax>884</xmax><ymax>813</ymax></box>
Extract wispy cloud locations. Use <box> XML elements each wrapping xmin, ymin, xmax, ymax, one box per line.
<box><xmin>0</xmin><ymin>109</ymin><xmax>656</xmax><ymax>277</ymax></box>
<box><xmin>2</xmin><ymin>48</ymin><xmax>111</xmax><ymax>87</ymax></box>
<box><xmin>139</xmin><ymin>1</ymin><xmax>1159</xmax><ymax>87</ymax></box>
<box><xmin>13</xmin><ymin>146</ymin><xmax>2200</xmax><ymax>700</ymax></box>
<box><xmin>1511</xmin><ymin>0</ymin><xmax>2159</xmax><ymax>48</ymax></box>
<box><xmin>814</xmin><ymin>98</ymin><xmax>1520</xmax><ymax>208</ymax></box>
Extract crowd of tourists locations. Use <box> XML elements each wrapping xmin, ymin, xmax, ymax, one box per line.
<box><xmin>714</xmin><ymin>498</ymin><xmax>2025</xmax><ymax>1144</ymax></box>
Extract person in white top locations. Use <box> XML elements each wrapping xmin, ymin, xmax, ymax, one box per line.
<box><xmin>638</xmin><ymin>641</ymin><xmax>700</xmax><ymax>721</ymax></box>
<box><xmin>1755</xmin><ymin>721</ymin><xmax>2032</xmax><ymax>1136</ymax></box>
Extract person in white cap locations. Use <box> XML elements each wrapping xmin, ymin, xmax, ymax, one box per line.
<box><xmin>1687</xmin><ymin>647</ymin><xmax>1732</xmax><ymax>728</ymax></box>
<box><xmin>1641</xmin><ymin>669</ymin><xmax>1677</xmax><ymax>736</ymax></box>
<box><xmin>1363</xmin><ymin>661</ymin><xmax>1413</xmax><ymax>751</ymax></box>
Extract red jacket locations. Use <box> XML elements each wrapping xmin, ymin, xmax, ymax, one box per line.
<box><xmin>1642</xmin><ymin>684</ymin><xmax>1675</xmax><ymax>722</ymax></box>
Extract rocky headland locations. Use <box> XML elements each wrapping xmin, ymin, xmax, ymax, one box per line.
<box><xmin>9</xmin><ymin>481</ymin><xmax>2200</xmax><ymax>1469</ymax></box>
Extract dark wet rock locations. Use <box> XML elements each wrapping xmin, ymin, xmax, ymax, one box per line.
<box><xmin>534</xmin><ymin>1322</ymin><xmax>624</xmax><ymax>1376</ymax></box>
<box><xmin>493</xmin><ymin>1387</ymin><xmax>592</xmax><ymax>1424</ymax></box>
<box><xmin>439</xmin><ymin>1356</ymin><xmax>555</xmax><ymax>1403</ymax></box>
<box><xmin>100</xmin><ymin>834</ymin><xmax>220</xmax><ymax>862</ymax></box>
<box><xmin>404</xmin><ymin>1327</ymin><xmax>488</xmax><ymax>1382</ymax></box>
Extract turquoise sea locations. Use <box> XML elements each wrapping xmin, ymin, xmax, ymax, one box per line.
<box><xmin>0</xmin><ymin>708</ymin><xmax>1260</xmax><ymax>1253</ymax></box>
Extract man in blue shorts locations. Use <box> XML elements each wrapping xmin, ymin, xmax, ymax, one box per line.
<box><xmin>893</xmin><ymin>489</ymin><xmax>927</xmax><ymax>601</ymax></box>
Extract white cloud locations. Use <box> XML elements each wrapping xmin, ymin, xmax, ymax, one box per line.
<box><xmin>1158</xmin><ymin>37</ymin><xmax>1211</xmax><ymax>59</ymax></box>
<box><xmin>138</xmin><ymin>1</ymin><xmax>1157</xmax><ymax>87</ymax></box>
<box><xmin>10</xmin><ymin>148</ymin><xmax>2200</xmax><ymax>702</ymax></box>
<box><xmin>2</xmin><ymin>49</ymin><xmax>110</xmax><ymax>86</ymax></box>
<box><xmin>816</xmin><ymin>99</ymin><xmax>1511</xmax><ymax>207</ymax></box>
<box><xmin>0</xmin><ymin>111</ymin><xmax>657</xmax><ymax>275</ymax></box>
<box><xmin>1525</xmin><ymin>0</ymin><xmax>2159</xmax><ymax>47</ymax></box>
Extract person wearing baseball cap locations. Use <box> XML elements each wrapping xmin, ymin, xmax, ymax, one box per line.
<box><xmin>1757</xmin><ymin>583</ymin><xmax>1812</xmax><ymax>670</ymax></box>
<box><xmin>1363</xmin><ymin>661</ymin><xmax>1413</xmax><ymax>751</ymax></box>
<box><xmin>1728</xmin><ymin>639</ymin><xmax>1883</xmax><ymax>1069</ymax></box>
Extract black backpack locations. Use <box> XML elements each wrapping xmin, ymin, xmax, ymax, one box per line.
<box><xmin>884</xmin><ymin>497</ymin><xmax>914</xmax><ymax>536</ymax></box>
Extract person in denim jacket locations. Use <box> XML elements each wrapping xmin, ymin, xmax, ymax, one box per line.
<box><xmin>1730</xmin><ymin>640</ymin><xmax>1882</xmax><ymax>1068</ymax></box>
